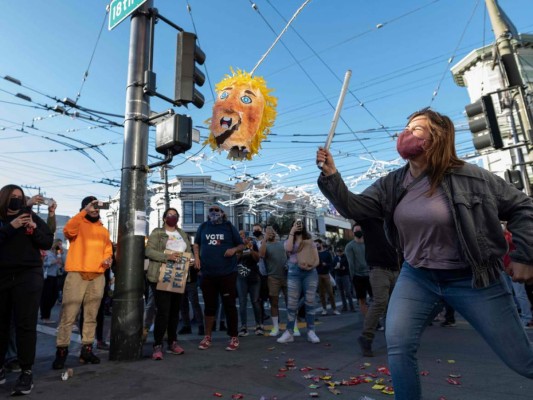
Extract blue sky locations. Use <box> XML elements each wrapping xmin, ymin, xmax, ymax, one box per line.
<box><xmin>1</xmin><ymin>0</ymin><xmax>532</xmax><ymax>216</ymax></box>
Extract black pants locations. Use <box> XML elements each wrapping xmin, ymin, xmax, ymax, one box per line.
<box><xmin>200</xmin><ymin>272</ymin><xmax>238</xmax><ymax>337</ymax></box>
<box><xmin>151</xmin><ymin>282</ymin><xmax>182</xmax><ymax>346</ymax></box>
<box><xmin>0</xmin><ymin>268</ymin><xmax>43</xmax><ymax>370</ymax></box>
<box><xmin>40</xmin><ymin>276</ymin><xmax>58</xmax><ymax>319</ymax></box>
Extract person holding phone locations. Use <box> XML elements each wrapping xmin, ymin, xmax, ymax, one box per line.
<box><xmin>52</xmin><ymin>196</ymin><xmax>113</xmax><ymax>370</ymax></box>
<box><xmin>277</xmin><ymin>219</ymin><xmax>320</xmax><ymax>344</ymax></box>
<box><xmin>0</xmin><ymin>184</ymin><xmax>53</xmax><ymax>395</ymax></box>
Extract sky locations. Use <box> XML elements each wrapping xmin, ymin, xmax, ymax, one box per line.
<box><xmin>0</xmin><ymin>0</ymin><xmax>532</xmax><ymax>217</ymax></box>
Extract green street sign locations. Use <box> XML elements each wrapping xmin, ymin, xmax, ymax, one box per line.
<box><xmin>108</xmin><ymin>0</ymin><xmax>148</xmax><ymax>31</ymax></box>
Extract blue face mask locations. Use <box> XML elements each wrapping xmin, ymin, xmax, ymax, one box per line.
<box><xmin>209</xmin><ymin>211</ymin><xmax>222</xmax><ymax>222</ymax></box>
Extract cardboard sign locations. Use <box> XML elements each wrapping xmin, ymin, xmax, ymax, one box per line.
<box><xmin>156</xmin><ymin>252</ymin><xmax>191</xmax><ymax>294</ymax></box>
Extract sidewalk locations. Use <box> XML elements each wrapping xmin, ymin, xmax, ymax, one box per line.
<box><xmin>2</xmin><ymin>305</ymin><xmax>533</xmax><ymax>399</ymax></box>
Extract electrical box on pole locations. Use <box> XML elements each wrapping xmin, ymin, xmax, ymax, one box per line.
<box><xmin>504</xmin><ymin>169</ymin><xmax>524</xmax><ymax>190</ymax></box>
<box><xmin>174</xmin><ymin>31</ymin><xmax>205</xmax><ymax>108</ymax></box>
<box><xmin>155</xmin><ymin>114</ymin><xmax>192</xmax><ymax>155</ymax></box>
<box><xmin>465</xmin><ymin>94</ymin><xmax>503</xmax><ymax>150</ymax></box>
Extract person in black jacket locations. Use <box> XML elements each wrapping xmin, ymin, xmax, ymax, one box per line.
<box><xmin>0</xmin><ymin>184</ymin><xmax>53</xmax><ymax>395</ymax></box>
<box><xmin>315</xmin><ymin>239</ymin><xmax>339</xmax><ymax>316</ymax></box>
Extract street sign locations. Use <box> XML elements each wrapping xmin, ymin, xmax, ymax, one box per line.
<box><xmin>108</xmin><ymin>0</ymin><xmax>148</xmax><ymax>31</ymax></box>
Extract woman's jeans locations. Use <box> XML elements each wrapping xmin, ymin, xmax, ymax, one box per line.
<box><xmin>236</xmin><ymin>275</ymin><xmax>261</xmax><ymax>327</ymax></box>
<box><xmin>386</xmin><ymin>263</ymin><xmax>533</xmax><ymax>400</ymax></box>
<box><xmin>285</xmin><ymin>263</ymin><xmax>318</xmax><ymax>332</ymax></box>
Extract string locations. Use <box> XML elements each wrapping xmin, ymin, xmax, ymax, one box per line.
<box><xmin>250</xmin><ymin>0</ymin><xmax>312</xmax><ymax>76</ymax></box>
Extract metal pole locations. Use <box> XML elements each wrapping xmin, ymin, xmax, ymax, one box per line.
<box><xmin>110</xmin><ymin>1</ymin><xmax>153</xmax><ymax>361</ymax></box>
<box><xmin>485</xmin><ymin>0</ymin><xmax>533</xmax><ymax>145</ymax></box>
<box><xmin>507</xmin><ymin>105</ymin><xmax>531</xmax><ymax>195</ymax></box>
<box><xmin>164</xmin><ymin>166</ymin><xmax>170</xmax><ymax>209</ymax></box>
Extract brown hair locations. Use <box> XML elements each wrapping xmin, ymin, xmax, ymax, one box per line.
<box><xmin>0</xmin><ymin>184</ymin><xmax>26</xmax><ymax>221</ymax></box>
<box><xmin>408</xmin><ymin>109</ymin><xmax>464</xmax><ymax>195</ymax></box>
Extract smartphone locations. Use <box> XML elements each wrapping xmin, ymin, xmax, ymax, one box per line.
<box><xmin>94</xmin><ymin>201</ymin><xmax>110</xmax><ymax>210</ymax></box>
<box><xmin>42</xmin><ymin>197</ymin><xmax>54</xmax><ymax>206</ymax></box>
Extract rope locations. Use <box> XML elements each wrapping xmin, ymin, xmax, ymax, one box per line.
<box><xmin>250</xmin><ymin>0</ymin><xmax>312</xmax><ymax>76</ymax></box>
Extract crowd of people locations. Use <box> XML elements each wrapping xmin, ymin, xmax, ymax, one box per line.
<box><xmin>2</xmin><ymin>109</ymin><xmax>533</xmax><ymax>399</ymax></box>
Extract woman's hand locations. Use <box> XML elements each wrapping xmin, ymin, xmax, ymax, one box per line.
<box><xmin>507</xmin><ymin>261</ymin><xmax>533</xmax><ymax>285</ymax></box>
<box><xmin>166</xmin><ymin>252</ymin><xmax>180</xmax><ymax>262</ymax></box>
<box><xmin>224</xmin><ymin>247</ymin><xmax>237</xmax><ymax>257</ymax></box>
<box><xmin>10</xmin><ymin>213</ymin><xmax>32</xmax><ymax>229</ymax></box>
<box><xmin>316</xmin><ymin>147</ymin><xmax>337</xmax><ymax>176</ymax></box>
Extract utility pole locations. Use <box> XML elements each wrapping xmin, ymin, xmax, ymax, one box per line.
<box><xmin>485</xmin><ymin>0</ymin><xmax>533</xmax><ymax>191</ymax></box>
<box><xmin>162</xmin><ymin>165</ymin><xmax>170</xmax><ymax>210</ymax></box>
<box><xmin>110</xmin><ymin>0</ymin><xmax>153</xmax><ymax>361</ymax></box>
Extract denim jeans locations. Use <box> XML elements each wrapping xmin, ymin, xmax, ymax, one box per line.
<box><xmin>386</xmin><ymin>263</ymin><xmax>533</xmax><ymax>400</ymax></box>
<box><xmin>236</xmin><ymin>275</ymin><xmax>261</xmax><ymax>327</ymax></box>
<box><xmin>335</xmin><ymin>274</ymin><xmax>354</xmax><ymax>310</ymax></box>
<box><xmin>285</xmin><ymin>262</ymin><xmax>318</xmax><ymax>332</ymax></box>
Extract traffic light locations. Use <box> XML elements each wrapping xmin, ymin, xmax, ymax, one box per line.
<box><xmin>175</xmin><ymin>31</ymin><xmax>205</xmax><ymax>109</ymax></box>
<box><xmin>504</xmin><ymin>169</ymin><xmax>524</xmax><ymax>190</ymax></box>
<box><xmin>465</xmin><ymin>94</ymin><xmax>503</xmax><ymax>150</ymax></box>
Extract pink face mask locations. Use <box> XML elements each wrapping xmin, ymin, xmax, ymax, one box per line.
<box><xmin>396</xmin><ymin>129</ymin><xmax>427</xmax><ymax>159</ymax></box>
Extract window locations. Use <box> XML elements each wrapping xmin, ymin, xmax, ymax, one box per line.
<box><xmin>183</xmin><ymin>201</ymin><xmax>205</xmax><ymax>224</ymax></box>
<box><xmin>183</xmin><ymin>201</ymin><xmax>193</xmax><ymax>224</ymax></box>
<box><xmin>194</xmin><ymin>201</ymin><xmax>204</xmax><ymax>223</ymax></box>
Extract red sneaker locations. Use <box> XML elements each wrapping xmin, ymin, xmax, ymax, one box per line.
<box><xmin>198</xmin><ymin>335</ymin><xmax>212</xmax><ymax>350</ymax></box>
<box><xmin>225</xmin><ymin>337</ymin><xmax>239</xmax><ymax>351</ymax></box>
<box><xmin>152</xmin><ymin>345</ymin><xmax>163</xmax><ymax>360</ymax></box>
<box><xmin>166</xmin><ymin>341</ymin><xmax>185</xmax><ymax>355</ymax></box>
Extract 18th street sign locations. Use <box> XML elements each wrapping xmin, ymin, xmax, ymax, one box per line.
<box><xmin>108</xmin><ymin>0</ymin><xmax>148</xmax><ymax>31</ymax></box>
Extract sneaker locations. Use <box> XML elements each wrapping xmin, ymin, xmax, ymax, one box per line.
<box><xmin>440</xmin><ymin>321</ymin><xmax>456</xmax><ymax>327</ymax></box>
<box><xmin>96</xmin><ymin>341</ymin><xmax>110</xmax><ymax>351</ymax></box>
<box><xmin>277</xmin><ymin>330</ymin><xmax>294</xmax><ymax>344</ymax></box>
<box><xmin>11</xmin><ymin>370</ymin><xmax>33</xmax><ymax>395</ymax></box>
<box><xmin>238</xmin><ymin>326</ymin><xmax>249</xmax><ymax>337</ymax></box>
<box><xmin>269</xmin><ymin>327</ymin><xmax>280</xmax><ymax>337</ymax></box>
<box><xmin>321</xmin><ymin>309</ymin><xmax>328</xmax><ymax>316</ymax></box>
<box><xmin>293</xmin><ymin>325</ymin><xmax>301</xmax><ymax>337</ymax></box>
<box><xmin>152</xmin><ymin>345</ymin><xmax>164</xmax><ymax>360</ymax></box>
<box><xmin>166</xmin><ymin>341</ymin><xmax>185</xmax><ymax>355</ymax></box>
<box><xmin>52</xmin><ymin>347</ymin><xmax>69</xmax><ymax>370</ymax></box>
<box><xmin>255</xmin><ymin>326</ymin><xmax>264</xmax><ymax>336</ymax></box>
<box><xmin>197</xmin><ymin>325</ymin><xmax>205</xmax><ymax>336</ymax></box>
<box><xmin>79</xmin><ymin>344</ymin><xmax>100</xmax><ymax>364</ymax></box>
<box><xmin>0</xmin><ymin>368</ymin><xmax>5</xmax><ymax>385</ymax></box>
<box><xmin>307</xmin><ymin>330</ymin><xmax>320</xmax><ymax>344</ymax></box>
<box><xmin>198</xmin><ymin>335</ymin><xmax>212</xmax><ymax>350</ymax></box>
<box><xmin>225</xmin><ymin>337</ymin><xmax>239</xmax><ymax>351</ymax></box>
<box><xmin>178</xmin><ymin>326</ymin><xmax>192</xmax><ymax>335</ymax></box>
<box><xmin>357</xmin><ymin>335</ymin><xmax>374</xmax><ymax>357</ymax></box>
<box><xmin>333</xmin><ymin>310</ymin><xmax>341</xmax><ymax>315</ymax></box>
<box><xmin>4</xmin><ymin>359</ymin><xmax>21</xmax><ymax>373</ymax></box>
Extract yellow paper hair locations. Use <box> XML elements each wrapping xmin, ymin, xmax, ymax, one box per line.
<box><xmin>205</xmin><ymin>69</ymin><xmax>277</xmax><ymax>160</ymax></box>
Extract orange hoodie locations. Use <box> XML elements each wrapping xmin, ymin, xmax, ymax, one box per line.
<box><xmin>63</xmin><ymin>210</ymin><xmax>113</xmax><ymax>273</ymax></box>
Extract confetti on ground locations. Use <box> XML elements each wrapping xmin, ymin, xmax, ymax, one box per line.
<box><xmin>231</xmin><ymin>394</ymin><xmax>244</xmax><ymax>399</ymax></box>
<box><xmin>377</xmin><ymin>366</ymin><xmax>390</xmax><ymax>375</ymax></box>
<box><xmin>308</xmin><ymin>384</ymin><xmax>320</xmax><ymax>389</ymax></box>
<box><xmin>309</xmin><ymin>392</ymin><xmax>319</xmax><ymax>397</ymax></box>
<box><xmin>446</xmin><ymin>378</ymin><xmax>461</xmax><ymax>385</ymax></box>
<box><xmin>275</xmin><ymin>373</ymin><xmax>286</xmax><ymax>378</ymax></box>
<box><xmin>447</xmin><ymin>360</ymin><xmax>456</xmax><ymax>364</ymax></box>
<box><xmin>381</xmin><ymin>386</ymin><xmax>395</xmax><ymax>395</ymax></box>
<box><xmin>372</xmin><ymin>384</ymin><xmax>385</xmax><ymax>390</ymax></box>
<box><xmin>278</xmin><ymin>367</ymin><xmax>288</xmax><ymax>372</ymax></box>
<box><xmin>300</xmin><ymin>367</ymin><xmax>313</xmax><ymax>372</ymax></box>
<box><xmin>420</xmin><ymin>371</ymin><xmax>430</xmax><ymax>376</ymax></box>
<box><xmin>320</xmin><ymin>375</ymin><xmax>332</xmax><ymax>381</ymax></box>
<box><xmin>315</xmin><ymin>367</ymin><xmax>330</xmax><ymax>371</ymax></box>
<box><xmin>303</xmin><ymin>374</ymin><xmax>314</xmax><ymax>379</ymax></box>
<box><xmin>328</xmin><ymin>388</ymin><xmax>341</xmax><ymax>395</ymax></box>
<box><xmin>214</xmin><ymin>393</ymin><xmax>223</xmax><ymax>397</ymax></box>
<box><xmin>449</xmin><ymin>373</ymin><xmax>461</xmax><ymax>378</ymax></box>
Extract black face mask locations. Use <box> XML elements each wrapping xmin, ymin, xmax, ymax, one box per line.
<box><xmin>354</xmin><ymin>231</ymin><xmax>363</xmax><ymax>238</ymax></box>
<box><xmin>252</xmin><ymin>231</ymin><xmax>262</xmax><ymax>238</ymax></box>
<box><xmin>8</xmin><ymin>197</ymin><xmax>23</xmax><ymax>211</ymax></box>
<box><xmin>84</xmin><ymin>214</ymin><xmax>100</xmax><ymax>223</ymax></box>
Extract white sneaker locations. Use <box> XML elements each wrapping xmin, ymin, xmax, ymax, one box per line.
<box><xmin>277</xmin><ymin>330</ymin><xmax>294</xmax><ymax>344</ymax></box>
<box><xmin>307</xmin><ymin>330</ymin><xmax>320</xmax><ymax>344</ymax></box>
<box><xmin>321</xmin><ymin>309</ymin><xmax>328</xmax><ymax>316</ymax></box>
<box><xmin>269</xmin><ymin>327</ymin><xmax>280</xmax><ymax>337</ymax></box>
<box><xmin>293</xmin><ymin>325</ymin><xmax>301</xmax><ymax>337</ymax></box>
<box><xmin>333</xmin><ymin>310</ymin><xmax>341</xmax><ymax>315</ymax></box>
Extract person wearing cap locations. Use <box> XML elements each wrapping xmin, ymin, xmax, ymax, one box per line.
<box><xmin>52</xmin><ymin>196</ymin><xmax>113</xmax><ymax>370</ymax></box>
<box><xmin>193</xmin><ymin>204</ymin><xmax>244</xmax><ymax>351</ymax></box>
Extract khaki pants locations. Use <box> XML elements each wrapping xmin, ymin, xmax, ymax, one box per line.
<box><xmin>56</xmin><ymin>272</ymin><xmax>105</xmax><ymax>347</ymax></box>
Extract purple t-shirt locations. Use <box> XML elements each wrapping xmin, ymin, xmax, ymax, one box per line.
<box><xmin>393</xmin><ymin>172</ymin><xmax>466</xmax><ymax>270</ymax></box>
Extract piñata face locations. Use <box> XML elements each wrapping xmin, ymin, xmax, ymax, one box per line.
<box><xmin>210</xmin><ymin>82</ymin><xmax>265</xmax><ymax>158</ymax></box>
